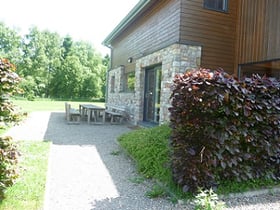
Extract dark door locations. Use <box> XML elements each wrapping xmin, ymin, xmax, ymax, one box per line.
<box><xmin>144</xmin><ymin>65</ymin><xmax>161</xmax><ymax>124</ymax></box>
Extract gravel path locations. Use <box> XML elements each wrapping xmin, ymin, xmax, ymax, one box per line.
<box><xmin>4</xmin><ymin>111</ymin><xmax>280</xmax><ymax>210</ymax></box>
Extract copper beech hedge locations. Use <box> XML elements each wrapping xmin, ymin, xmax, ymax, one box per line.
<box><xmin>0</xmin><ymin>58</ymin><xmax>21</xmax><ymax>199</ymax></box>
<box><xmin>0</xmin><ymin>58</ymin><xmax>22</xmax><ymax>124</ymax></box>
<box><xmin>169</xmin><ymin>68</ymin><xmax>280</xmax><ymax>193</ymax></box>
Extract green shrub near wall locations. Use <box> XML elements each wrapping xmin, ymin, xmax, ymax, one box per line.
<box><xmin>169</xmin><ymin>68</ymin><xmax>280</xmax><ymax>193</ymax></box>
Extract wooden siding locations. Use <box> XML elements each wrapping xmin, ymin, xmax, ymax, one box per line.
<box><xmin>237</xmin><ymin>0</ymin><xmax>280</xmax><ymax>64</ymax></box>
<box><xmin>110</xmin><ymin>0</ymin><xmax>181</xmax><ymax>70</ymax></box>
<box><xmin>180</xmin><ymin>0</ymin><xmax>238</xmax><ymax>74</ymax></box>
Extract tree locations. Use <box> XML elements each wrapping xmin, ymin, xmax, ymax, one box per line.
<box><xmin>67</xmin><ymin>41</ymin><xmax>105</xmax><ymax>98</ymax></box>
<box><xmin>0</xmin><ymin>22</ymin><xmax>21</xmax><ymax>64</ymax></box>
<box><xmin>62</xmin><ymin>35</ymin><xmax>73</xmax><ymax>59</ymax></box>
<box><xmin>18</xmin><ymin>27</ymin><xmax>62</xmax><ymax>97</ymax></box>
<box><xmin>1</xmin><ymin>24</ymin><xmax>108</xmax><ymax>100</ymax></box>
<box><xmin>50</xmin><ymin>55</ymin><xmax>83</xmax><ymax>98</ymax></box>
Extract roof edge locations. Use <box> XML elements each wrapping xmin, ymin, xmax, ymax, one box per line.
<box><xmin>102</xmin><ymin>0</ymin><xmax>151</xmax><ymax>47</ymax></box>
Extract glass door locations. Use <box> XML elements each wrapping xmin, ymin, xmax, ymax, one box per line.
<box><xmin>144</xmin><ymin>65</ymin><xmax>162</xmax><ymax>124</ymax></box>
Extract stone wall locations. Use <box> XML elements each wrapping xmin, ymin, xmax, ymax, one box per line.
<box><xmin>107</xmin><ymin>43</ymin><xmax>201</xmax><ymax>125</ymax></box>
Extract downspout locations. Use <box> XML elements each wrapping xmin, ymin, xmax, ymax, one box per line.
<box><xmin>105</xmin><ymin>45</ymin><xmax>113</xmax><ymax>104</ymax></box>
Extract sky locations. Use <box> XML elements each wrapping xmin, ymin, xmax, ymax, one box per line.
<box><xmin>0</xmin><ymin>0</ymin><xmax>139</xmax><ymax>55</ymax></box>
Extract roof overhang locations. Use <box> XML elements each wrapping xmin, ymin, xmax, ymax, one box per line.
<box><xmin>102</xmin><ymin>0</ymin><xmax>152</xmax><ymax>47</ymax></box>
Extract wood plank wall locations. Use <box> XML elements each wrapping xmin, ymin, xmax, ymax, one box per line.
<box><xmin>109</xmin><ymin>0</ymin><xmax>280</xmax><ymax>75</ymax></box>
<box><xmin>111</xmin><ymin>0</ymin><xmax>181</xmax><ymax>71</ymax></box>
<box><xmin>180</xmin><ymin>0</ymin><xmax>238</xmax><ymax>74</ymax></box>
<box><xmin>237</xmin><ymin>0</ymin><xmax>280</xmax><ymax>64</ymax></box>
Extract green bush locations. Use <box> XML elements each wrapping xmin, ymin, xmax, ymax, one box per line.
<box><xmin>0</xmin><ymin>136</ymin><xmax>20</xmax><ymax>200</ymax></box>
<box><xmin>169</xmin><ymin>68</ymin><xmax>280</xmax><ymax>193</ymax></box>
<box><xmin>118</xmin><ymin>125</ymin><xmax>171</xmax><ymax>181</ymax></box>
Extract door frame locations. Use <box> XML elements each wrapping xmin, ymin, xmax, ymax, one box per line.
<box><xmin>143</xmin><ymin>64</ymin><xmax>162</xmax><ymax>124</ymax></box>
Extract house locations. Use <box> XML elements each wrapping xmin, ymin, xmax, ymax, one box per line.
<box><xmin>102</xmin><ymin>0</ymin><xmax>280</xmax><ymax>126</ymax></box>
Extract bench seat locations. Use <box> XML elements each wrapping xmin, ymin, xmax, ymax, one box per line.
<box><xmin>65</xmin><ymin>102</ymin><xmax>81</xmax><ymax>124</ymax></box>
<box><xmin>105</xmin><ymin>105</ymin><xmax>126</xmax><ymax>124</ymax></box>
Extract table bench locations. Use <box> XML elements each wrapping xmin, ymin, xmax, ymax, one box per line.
<box><xmin>79</xmin><ymin>104</ymin><xmax>105</xmax><ymax>124</ymax></box>
<box><xmin>65</xmin><ymin>102</ymin><xmax>81</xmax><ymax>124</ymax></box>
<box><xmin>105</xmin><ymin>105</ymin><xmax>126</xmax><ymax>124</ymax></box>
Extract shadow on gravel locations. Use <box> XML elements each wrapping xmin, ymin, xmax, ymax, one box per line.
<box><xmin>43</xmin><ymin>112</ymin><xmax>130</xmax><ymax>146</ymax></box>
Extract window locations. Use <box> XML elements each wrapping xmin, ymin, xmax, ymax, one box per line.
<box><xmin>238</xmin><ymin>59</ymin><xmax>280</xmax><ymax>80</ymax></box>
<box><xmin>204</xmin><ymin>0</ymin><xmax>228</xmax><ymax>12</ymax></box>
<box><xmin>124</xmin><ymin>72</ymin><xmax>135</xmax><ymax>92</ymax></box>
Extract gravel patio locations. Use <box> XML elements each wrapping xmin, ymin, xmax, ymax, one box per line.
<box><xmin>5</xmin><ymin>111</ymin><xmax>280</xmax><ymax>210</ymax></box>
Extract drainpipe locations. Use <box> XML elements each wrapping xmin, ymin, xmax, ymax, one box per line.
<box><xmin>105</xmin><ymin>45</ymin><xmax>113</xmax><ymax>104</ymax></box>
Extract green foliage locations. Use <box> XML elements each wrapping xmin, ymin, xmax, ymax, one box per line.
<box><xmin>0</xmin><ymin>136</ymin><xmax>20</xmax><ymax>200</ymax></box>
<box><xmin>0</xmin><ymin>58</ymin><xmax>22</xmax><ymax>125</ymax></box>
<box><xmin>217</xmin><ymin>177</ymin><xmax>278</xmax><ymax>195</ymax></box>
<box><xmin>169</xmin><ymin>68</ymin><xmax>280</xmax><ymax>193</ymax></box>
<box><xmin>110</xmin><ymin>150</ymin><xmax>121</xmax><ymax>156</ymax></box>
<box><xmin>0</xmin><ymin>141</ymin><xmax>50</xmax><ymax>209</ymax></box>
<box><xmin>18</xmin><ymin>76</ymin><xmax>37</xmax><ymax>100</ymax></box>
<box><xmin>116</xmin><ymin>123</ymin><xmax>280</xmax><ymax>203</ymax></box>
<box><xmin>145</xmin><ymin>184</ymin><xmax>166</xmax><ymax>198</ymax></box>
<box><xmin>127</xmin><ymin>72</ymin><xmax>135</xmax><ymax>92</ymax></box>
<box><xmin>118</xmin><ymin>125</ymin><xmax>171</xmax><ymax>181</ymax></box>
<box><xmin>0</xmin><ymin>22</ymin><xmax>108</xmax><ymax>100</ymax></box>
<box><xmin>0</xmin><ymin>22</ymin><xmax>21</xmax><ymax>64</ymax></box>
<box><xmin>193</xmin><ymin>188</ymin><xmax>225</xmax><ymax>210</ymax></box>
<box><xmin>19</xmin><ymin>27</ymin><xmax>63</xmax><ymax>98</ymax></box>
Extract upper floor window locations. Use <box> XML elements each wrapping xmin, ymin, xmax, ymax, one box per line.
<box><xmin>204</xmin><ymin>0</ymin><xmax>228</xmax><ymax>12</ymax></box>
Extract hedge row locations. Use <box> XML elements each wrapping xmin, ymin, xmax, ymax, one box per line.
<box><xmin>0</xmin><ymin>136</ymin><xmax>20</xmax><ymax>200</ymax></box>
<box><xmin>169</xmin><ymin>68</ymin><xmax>280</xmax><ymax>193</ymax></box>
<box><xmin>0</xmin><ymin>58</ymin><xmax>22</xmax><ymax>124</ymax></box>
<box><xmin>0</xmin><ymin>58</ymin><xmax>21</xmax><ymax>199</ymax></box>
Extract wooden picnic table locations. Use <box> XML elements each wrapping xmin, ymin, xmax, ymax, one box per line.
<box><xmin>79</xmin><ymin>104</ymin><xmax>105</xmax><ymax>124</ymax></box>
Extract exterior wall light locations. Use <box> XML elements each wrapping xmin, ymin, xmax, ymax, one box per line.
<box><xmin>127</xmin><ymin>57</ymin><xmax>133</xmax><ymax>63</ymax></box>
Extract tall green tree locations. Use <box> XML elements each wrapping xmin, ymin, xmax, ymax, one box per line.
<box><xmin>0</xmin><ymin>22</ymin><xmax>21</xmax><ymax>64</ymax></box>
<box><xmin>18</xmin><ymin>27</ymin><xmax>62</xmax><ymax>97</ymax></box>
<box><xmin>50</xmin><ymin>55</ymin><xmax>83</xmax><ymax>98</ymax></box>
<box><xmin>62</xmin><ymin>35</ymin><xmax>73</xmax><ymax>59</ymax></box>
<box><xmin>69</xmin><ymin>41</ymin><xmax>105</xmax><ymax>98</ymax></box>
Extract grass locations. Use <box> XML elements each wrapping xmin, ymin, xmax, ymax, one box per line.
<box><xmin>217</xmin><ymin>177</ymin><xmax>279</xmax><ymax>195</ymax></box>
<box><xmin>118</xmin><ymin>124</ymin><xmax>280</xmax><ymax>202</ymax></box>
<box><xmin>118</xmin><ymin>124</ymin><xmax>188</xmax><ymax>201</ymax></box>
<box><xmin>0</xmin><ymin>141</ymin><xmax>51</xmax><ymax>210</ymax></box>
<box><xmin>118</xmin><ymin>125</ymin><xmax>171</xmax><ymax>182</ymax></box>
<box><xmin>12</xmin><ymin>97</ymin><xmax>104</xmax><ymax>113</ymax></box>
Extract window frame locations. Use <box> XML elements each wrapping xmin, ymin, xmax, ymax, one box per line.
<box><xmin>124</xmin><ymin>71</ymin><xmax>135</xmax><ymax>93</ymax></box>
<box><xmin>204</xmin><ymin>0</ymin><xmax>228</xmax><ymax>13</ymax></box>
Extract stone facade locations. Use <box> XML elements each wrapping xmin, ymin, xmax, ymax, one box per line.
<box><xmin>106</xmin><ymin>43</ymin><xmax>201</xmax><ymax>125</ymax></box>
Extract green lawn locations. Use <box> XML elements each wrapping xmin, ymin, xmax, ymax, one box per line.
<box><xmin>0</xmin><ymin>141</ymin><xmax>51</xmax><ymax>210</ymax></box>
<box><xmin>12</xmin><ymin>98</ymin><xmax>104</xmax><ymax>113</ymax></box>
